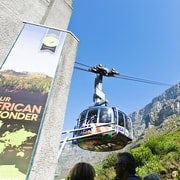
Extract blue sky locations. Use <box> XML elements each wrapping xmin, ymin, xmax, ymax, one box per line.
<box><xmin>63</xmin><ymin>0</ymin><xmax>180</xmax><ymax>131</ymax></box>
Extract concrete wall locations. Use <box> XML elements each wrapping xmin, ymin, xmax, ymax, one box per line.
<box><xmin>0</xmin><ymin>0</ymin><xmax>73</xmax><ymax>65</ymax></box>
<box><xmin>27</xmin><ymin>30</ymin><xmax>79</xmax><ymax>180</ymax></box>
<box><xmin>0</xmin><ymin>0</ymin><xmax>79</xmax><ymax>179</ymax></box>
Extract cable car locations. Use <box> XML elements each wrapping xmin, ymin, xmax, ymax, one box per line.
<box><xmin>73</xmin><ymin>106</ymin><xmax>133</xmax><ymax>151</ymax></box>
<box><xmin>72</xmin><ymin>65</ymin><xmax>133</xmax><ymax>152</ymax></box>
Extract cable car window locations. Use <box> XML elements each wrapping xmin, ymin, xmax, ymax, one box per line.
<box><xmin>118</xmin><ymin>111</ymin><xmax>124</xmax><ymax>127</ymax></box>
<box><xmin>99</xmin><ymin>108</ymin><xmax>112</xmax><ymax>123</ymax></box>
<box><xmin>87</xmin><ymin>109</ymin><xmax>98</xmax><ymax>124</ymax></box>
<box><xmin>78</xmin><ymin>110</ymin><xmax>87</xmax><ymax>128</ymax></box>
<box><xmin>112</xmin><ymin>107</ymin><xmax>117</xmax><ymax>124</ymax></box>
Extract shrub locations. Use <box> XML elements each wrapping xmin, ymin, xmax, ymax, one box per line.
<box><xmin>136</xmin><ymin>159</ymin><xmax>160</xmax><ymax>177</ymax></box>
<box><xmin>131</xmin><ymin>146</ymin><xmax>153</xmax><ymax>166</ymax></box>
<box><xmin>102</xmin><ymin>153</ymin><xmax>116</xmax><ymax>169</ymax></box>
<box><xmin>144</xmin><ymin>135</ymin><xmax>179</xmax><ymax>155</ymax></box>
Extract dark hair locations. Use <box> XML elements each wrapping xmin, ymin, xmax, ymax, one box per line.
<box><xmin>117</xmin><ymin>152</ymin><xmax>136</xmax><ymax>175</ymax></box>
<box><xmin>143</xmin><ymin>173</ymin><xmax>160</xmax><ymax>180</ymax></box>
<box><xmin>69</xmin><ymin>162</ymin><xmax>95</xmax><ymax>180</ymax></box>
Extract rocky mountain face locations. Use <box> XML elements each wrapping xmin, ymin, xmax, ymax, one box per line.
<box><xmin>55</xmin><ymin>143</ymin><xmax>112</xmax><ymax>179</ymax></box>
<box><xmin>130</xmin><ymin>82</ymin><xmax>180</xmax><ymax>138</ymax></box>
<box><xmin>56</xmin><ymin>82</ymin><xmax>180</xmax><ymax>179</ymax></box>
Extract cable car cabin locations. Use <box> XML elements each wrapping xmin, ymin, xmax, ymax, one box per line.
<box><xmin>73</xmin><ymin>106</ymin><xmax>133</xmax><ymax>152</ymax></box>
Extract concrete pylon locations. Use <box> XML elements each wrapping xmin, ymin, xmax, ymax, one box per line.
<box><xmin>27</xmin><ymin>29</ymin><xmax>79</xmax><ymax>180</ymax></box>
<box><xmin>0</xmin><ymin>0</ymin><xmax>79</xmax><ymax>179</ymax></box>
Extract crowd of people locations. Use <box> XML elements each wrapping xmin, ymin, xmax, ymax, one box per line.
<box><xmin>66</xmin><ymin>152</ymin><xmax>161</xmax><ymax>180</ymax></box>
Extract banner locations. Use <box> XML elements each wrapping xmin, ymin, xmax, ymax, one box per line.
<box><xmin>0</xmin><ymin>23</ymin><xmax>66</xmax><ymax>179</ymax></box>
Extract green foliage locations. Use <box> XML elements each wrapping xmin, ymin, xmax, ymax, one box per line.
<box><xmin>163</xmin><ymin>151</ymin><xmax>180</xmax><ymax>163</ymax></box>
<box><xmin>95</xmin><ymin>167</ymin><xmax>115</xmax><ymax>180</ymax></box>
<box><xmin>95</xmin><ymin>153</ymin><xmax>116</xmax><ymax>178</ymax></box>
<box><xmin>130</xmin><ymin>146</ymin><xmax>163</xmax><ymax>177</ymax></box>
<box><xmin>136</xmin><ymin>159</ymin><xmax>161</xmax><ymax>177</ymax></box>
<box><xmin>102</xmin><ymin>153</ymin><xmax>117</xmax><ymax>169</ymax></box>
<box><xmin>94</xmin><ymin>163</ymin><xmax>104</xmax><ymax>175</ymax></box>
<box><xmin>95</xmin><ymin>153</ymin><xmax>122</xmax><ymax>179</ymax></box>
<box><xmin>144</xmin><ymin>135</ymin><xmax>179</xmax><ymax>155</ymax></box>
<box><xmin>0</xmin><ymin>73</ymin><xmax>52</xmax><ymax>94</ymax></box>
<box><xmin>131</xmin><ymin>146</ymin><xmax>153</xmax><ymax>166</ymax></box>
<box><xmin>94</xmin><ymin>126</ymin><xmax>180</xmax><ymax>180</ymax></box>
<box><xmin>134</xmin><ymin>128</ymin><xmax>180</xmax><ymax>178</ymax></box>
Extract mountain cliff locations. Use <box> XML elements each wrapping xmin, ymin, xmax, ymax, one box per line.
<box><xmin>130</xmin><ymin>83</ymin><xmax>180</xmax><ymax>138</ymax></box>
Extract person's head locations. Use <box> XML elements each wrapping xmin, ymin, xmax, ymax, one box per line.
<box><xmin>68</xmin><ymin>162</ymin><xmax>95</xmax><ymax>180</ymax></box>
<box><xmin>114</xmin><ymin>152</ymin><xmax>137</xmax><ymax>179</ymax></box>
<box><xmin>143</xmin><ymin>173</ymin><xmax>160</xmax><ymax>180</ymax></box>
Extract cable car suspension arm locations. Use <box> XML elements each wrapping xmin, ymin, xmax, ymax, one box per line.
<box><xmin>74</xmin><ymin>62</ymin><xmax>172</xmax><ymax>86</ymax></box>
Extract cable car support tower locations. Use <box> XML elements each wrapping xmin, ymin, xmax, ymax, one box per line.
<box><xmin>89</xmin><ymin>64</ymin><xmax>119</xmax><ymax>106</ymax></box>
